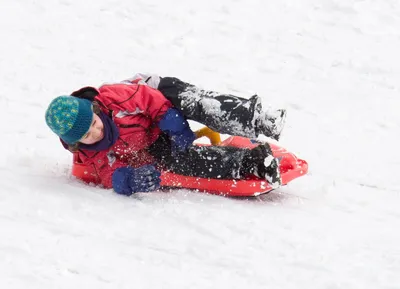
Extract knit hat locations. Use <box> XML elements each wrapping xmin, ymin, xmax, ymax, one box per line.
<box><xmin>45</xmin><ymin>96</ymin><xmax>94</xmax><ymax>144</ymax></box>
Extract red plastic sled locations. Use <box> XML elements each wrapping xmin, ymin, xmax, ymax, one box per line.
<box><xmin>71</xmin><ymin>135</ymin><xmax>308</xmax><ymax>197</ymax></box>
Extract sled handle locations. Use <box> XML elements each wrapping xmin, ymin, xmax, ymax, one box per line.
<box><xmin>195</xmin><ymin>127</ymin><xmax>221</xmax><ymax>145</ymax></box>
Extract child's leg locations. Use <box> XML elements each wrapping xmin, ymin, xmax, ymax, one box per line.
<box><xmin>149</xmin><ymin>133</ymin><xmax>250</xmax><ymax>179</ymax></box>
<box><xmin>148</xmin><ymin>134</ymin><xmax>281</xmax><ymax>187</ymax></box>
<box><xmin>158</xmin><ymin>77</ymin><xmax>286</xmax><ymax>140</ymax></box>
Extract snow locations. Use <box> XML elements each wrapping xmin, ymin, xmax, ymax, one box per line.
<box><xmin>1</xmin><ymin>0</ymin><xmax>400</xmax><ymax>288</ymax></box>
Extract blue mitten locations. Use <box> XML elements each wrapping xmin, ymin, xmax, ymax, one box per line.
<box><xmin>158</xmin><ymin>108</ymin><xmax>195</xmax><ymax>154</ymax></box>
<box><xmin>112</xmin><ymin>165</ymin><xmax>161</xmax><ymax>196</ymax></box>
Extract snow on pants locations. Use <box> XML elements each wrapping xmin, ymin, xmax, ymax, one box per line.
<box><xmin>148</xmin><ymin>133</ymin><xmax>253</xmax><ymax>179</ymax></box>
<box><xmin>157</xmin><ymin>77</ymin><xmax>263</xmax><ymax>138</ymax></box>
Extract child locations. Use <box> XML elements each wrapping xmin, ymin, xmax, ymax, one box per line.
<box><xmin>45</xmin><ymin>74</ymin><xmax>285</xmax><ymax>196</ymax></box>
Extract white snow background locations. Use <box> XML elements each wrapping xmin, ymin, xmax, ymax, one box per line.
<box><xmin>1</xmin><ymin>0</ymin><xmax>400</xmax><ymax>288</ymax></box>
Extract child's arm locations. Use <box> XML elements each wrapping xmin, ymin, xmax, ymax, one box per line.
<box><xmin>82</xmin><ymin>151</ymin><xmax>160</xmax><ymax>195</ymax></box>
<box><xmin>98</xmin><ymin>83</ymin><xmax>172</xmax><ymax>122</ymax></box>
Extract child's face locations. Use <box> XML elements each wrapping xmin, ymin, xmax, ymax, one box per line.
<box><xmin>79</xmin><ymin>113</ymin><xmax>104</xmax><ymax>145</ymax></box>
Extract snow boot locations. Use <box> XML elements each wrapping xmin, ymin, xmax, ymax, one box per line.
<box><xmin>255</xmin><ymin>109</ymin><xmax>287</xmax><ymax>141</ymax></box>
<box><xmin>242</xmin><ymin>144</ymin><xmax>282</xmax><ymax>189</ymax></box>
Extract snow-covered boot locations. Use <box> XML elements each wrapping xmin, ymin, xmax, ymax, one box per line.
<box><xmin>255</xmin><ymin>109</ymin><xmax>287</xmax><ymax>141</ymax></box>
<box><xmin>242</xmin><ymin>144</ymin><xmax>282</xmax><ymax>189</ymax></box>
<box><xmin>158</xmin><ymin>77</ymin><xmax>287</xmax><ymax>140</ymax></box>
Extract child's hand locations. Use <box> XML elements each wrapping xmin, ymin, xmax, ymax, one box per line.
<box><xmin>170</xmin><ymin>127</ymin><xmax>196</xmax><ymax>154</ymax></box>
<box><xmin>158</xmin><ymin>108</ymin><xmax>195</xmax><ymax>154</ymax></box>
<box><xmin>112</xmin><ymin>165</ymin><xmax>161</xmax><ymax>195</ymax></box>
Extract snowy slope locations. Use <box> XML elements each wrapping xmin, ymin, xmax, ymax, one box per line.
<box><xmin>1</xmin><ymin>0</ymin><xmax>400</xmax><ymax>288</ymax></box>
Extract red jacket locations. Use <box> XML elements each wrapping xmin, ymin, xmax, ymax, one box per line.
<box><xmin>72</xmin><ymin>82</ymin><xmax>172</xmax><ymax>188</ymax></box>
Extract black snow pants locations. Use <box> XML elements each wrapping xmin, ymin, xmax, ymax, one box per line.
<box><xmin>157</xmin><ymin>77</ymin><xmax>265</xmax><ymax>138</ymax></box>
<box><xmin>149</xmin><ymin>133</ymin><xmax>255</xmax><ymax>179</ymax></box>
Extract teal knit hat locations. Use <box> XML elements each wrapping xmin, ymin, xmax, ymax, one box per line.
<box><xmin>45</xmin><ymin>96</ymin><xmax>94</xmax><ymax>144</ymax></box>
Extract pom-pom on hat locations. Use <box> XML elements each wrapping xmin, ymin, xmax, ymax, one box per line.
<box><xmin>45</xmin><ymin>96</ymin><xmax>93</xmax><ymax>144</ymax></box>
